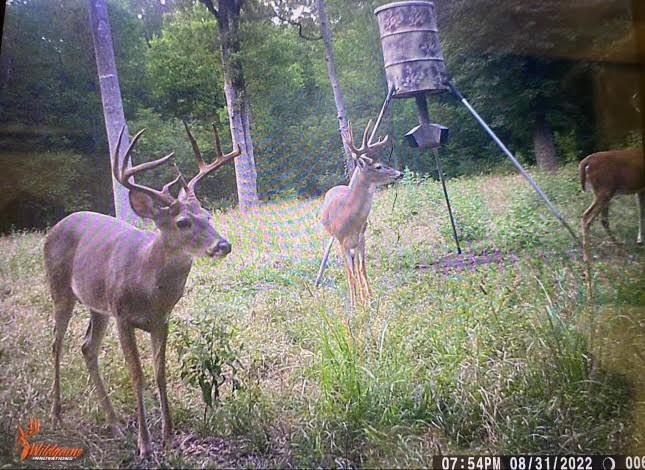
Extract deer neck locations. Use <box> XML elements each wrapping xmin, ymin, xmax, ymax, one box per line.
<box><xmin>143</xmin><ymin>231</ymin><xmax>193</xmax><ymax>290</ymax></box>
<box><xmin>346</xmin><ymin>169</ymin><xmax>376</xmax><ymax>218</ymax></box>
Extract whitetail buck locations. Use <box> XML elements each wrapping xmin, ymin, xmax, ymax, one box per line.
<box><xmin>44</xmin><ymin>123</ymin><xmax>240</xmax><ymax>457</ymax></box>
<box><xmin>318</xmin><ymin>120</ymin><xmax>402</xmax><ymax>306</ymax></box>
<box><xmin>579</xmin><ymin>147</ymin><xmax>644</xmax><ymax>262</ymax></box>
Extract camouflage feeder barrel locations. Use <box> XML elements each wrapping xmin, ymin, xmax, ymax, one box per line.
<box><xmin>374</xmin><ymin>1</ymin><xmax>448</xmax><ymax>98</ymax></box>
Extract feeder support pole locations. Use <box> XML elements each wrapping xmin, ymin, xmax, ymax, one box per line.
<box><xmin>368</xmin><ymin>85</ymin><xmax>395</xmax><ymax>144</ymax></box>
<box><xmin>415</xmin><ymin>94</ymin><xmax>462</xmax><ymax>254</ymax></box>
<box><xmin>448</xmin><ymin>82</ymin><xmax>581</xmax><ymax>246</ymax></box>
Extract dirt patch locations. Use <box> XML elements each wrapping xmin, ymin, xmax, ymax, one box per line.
<box><xmin>113</xmin><ymin>417</ymin><xmax>294</xmax><ymax>469</ymax></box>
<box><xmin>415</xmin><ymin>250</ymin><xmax>519</xmax><ymax>272</ymax></box>
<box><xmin>171</xmin><ymin>432</ymin><xmax>292</xmax><ymax>468</ymax></box>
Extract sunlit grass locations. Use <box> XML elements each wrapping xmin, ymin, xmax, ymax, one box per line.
<box><xmin>1</xmin><ymin>164</ymin><xmax>643</xmax><ymax>467</ymax></box>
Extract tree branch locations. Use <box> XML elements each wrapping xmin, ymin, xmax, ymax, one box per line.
<box><xmin>199</xmin><ymin>0</ymin><xmax>220</xmax><ymax>19</ymax></box>
<box><xmin>274</xmin><ymin>12</ymin><xmax>322</xmax><ymax>41</ymax></box>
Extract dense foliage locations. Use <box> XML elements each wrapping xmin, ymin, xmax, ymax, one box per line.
<box><xmin>0</xmin><ymin>0</ymin><xmax>640</xmax><ymax>229</ymax></box>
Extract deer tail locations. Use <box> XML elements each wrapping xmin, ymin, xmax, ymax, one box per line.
<box><xmin>579</xmin><ymin>159</ymin><xmax>588</xmax><ymax>192</ymax></box>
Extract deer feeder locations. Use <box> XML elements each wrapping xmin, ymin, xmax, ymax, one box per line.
<box><xmin>314</xmin><ymin>0</ymin><xmax>579</xmax><ymax>287</ymax></box>
<box><xmin>373</xmin><ymin>0</ymin><xmax>461</xmax><ymax>252</ymax></box>
<box><xmin>375</xmin><ymin>1</ymin><xmax>448</xmax><ymax>98</ymax></box>
<box><xmin>370</xmin><ymin>0</ymin><xmax>580</xmax><ymax>253</ymax></box>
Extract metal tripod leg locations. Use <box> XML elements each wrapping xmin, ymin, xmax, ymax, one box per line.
<box><xmin>447</xmin><ymin>81</ymin><xmax>580</xmax><ymax>246</ymax></box>
<box><xmin>432</xmin><ymin>147</ymin><xmax>461</xmax><ymax>254</ymax></box>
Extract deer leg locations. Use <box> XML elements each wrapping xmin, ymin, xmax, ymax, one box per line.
<box><xmin>582</xmin><ymin>194</ymin><xmax>609</xmax><ymax>263</ymax></box>
<box><xmin>342</xmin><ymin>247</ymin><xmax>357</xmax><ymax>308</ymax></box>
<box><xmin>315</xmin><ymin>237</ymin><xmax>335</xmax><ymax>287</ymax></box>
<box><xmin>350</xmin><ymin>249</ymin><xmax>366</xmax><ymax>306</ymax></box>
<box><xmin>600</xmin><ymin>204</ymin><xmax>617</xmax><ymax>243</ymax></box>
<box><xmin>636</xmin><ymin>191</ymin><xmax>644</xmax><ymax>244</ymax></box>
<box><xmin>356</xmin><ymin>234</ymin><xmax>372</xmax><ymax>300</ymax></box>
<box><xmin>351</xmin><ymin>252</ymin><xmax>364</xmax><ymax>305</ymax></box>
<box><xmin>82</xmin><ymin>311</ymin><xmax>120</xmax><ymax>435</ymax></box>
<box><xmin>116</xmin><ymin>321</ymin><xmax>151</xmax><ymax>458</ymax></box>
<box><xmin>51</xmin><ymin>296</ymin><xmax>74</xmax><ymax>427</ymax></box>
<box><xmin>352</xmin><ymin>247</ymin><xmax>366</xmax><ymax>304</ymax></box>
<box><xmin>151</xmin><ymin>324</ymin><xmax>172</xmax><ymax>449</ymax></box>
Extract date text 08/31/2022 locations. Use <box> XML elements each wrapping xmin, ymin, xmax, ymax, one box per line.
<box><xmin>433</xmin><ymin>455</ymin><xmax>645</xmax><ymax>470</ymax></box>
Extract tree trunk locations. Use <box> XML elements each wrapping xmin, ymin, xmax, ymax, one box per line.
<box><xmin>533</xmin><ymin>109</ymin><xmax>559</xmax><ymax>172</ymax></box>
<box><xmin>317</xmin><ymin>0</ymin><xmax>353</xmax><ymax>177</ymax></box>
<box><xmin>87</xmin><ymin>0</ymin><xmax>137</xmax><ymax>223</ymax></box>
<box><xmin>216</xmin><ymin>0</ymin><xmax>258</xmax><ymax>211</ymax></box>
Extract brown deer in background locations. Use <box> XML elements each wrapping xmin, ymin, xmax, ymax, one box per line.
<box><xmin>319</xmin><ymin>120</ymin><xmax>402</xmax><ymax>306</ymax></box>
<box><xmin>44</xmin><ymin>123</ymin><xmax>240</xmax><ymax>457</ymax></box>
<box><xmin>579</xmin><ymin>147</ymin><xmax>644</xmax><ymax>262</ymax></box>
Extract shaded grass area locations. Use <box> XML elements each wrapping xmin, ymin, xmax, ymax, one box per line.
<box><xmin>0</xmin><ymin>164</ymin><xmax>643</xmax><ymax>467</ymax></box>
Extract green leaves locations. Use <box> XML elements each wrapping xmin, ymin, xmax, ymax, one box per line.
<box><xmin>173</xmin><ymin>312</ymin><xmax>243</xmax><ymax>413</ymax></box>
<box><xmin>147</xmin><ymin>7</ymin><xmax>224</xmax><ymax>121</ymax></box>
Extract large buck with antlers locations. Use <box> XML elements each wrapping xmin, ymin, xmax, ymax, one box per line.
<box><xmin>318</xmin><ymin>120</ymin><xmax>402</xmax><ymax>306</ymax></box>
<box><xmin>44</xmin><ymin>123</ymin><xmax>240</xmax><ymax>457</ymax></box>
<box><xmin>579</xmin><ymin>147</ymin><xmax>644</xmax><ymax>262</ymax></box>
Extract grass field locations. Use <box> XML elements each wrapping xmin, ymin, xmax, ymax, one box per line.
<box><xmin>1</xmin><ymin>164</ymin><xmax>643</xmax><ymax>468</ymax></box>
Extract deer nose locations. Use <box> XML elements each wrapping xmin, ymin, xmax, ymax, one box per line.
<box><xmin>208</xmin><ymin>239</ymin><xmax>231</xmax><ymax>257</ymax></box>
<box><xmin>395</xmin><ymin>171</ymin><xmax>404</xmax><ymax>180</ymax></box>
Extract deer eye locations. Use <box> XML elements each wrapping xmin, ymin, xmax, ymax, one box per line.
<box><xmin>176</xmin><ymin>218</ymin><xmax>192</xmax><ymax>229</ymax></box>
<box><xmin>374</xmin><ymin>164</ymin><xmax>382</xmax><ymax>169</ymax></box>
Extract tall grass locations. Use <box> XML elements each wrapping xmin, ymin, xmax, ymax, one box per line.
<box><xmin>0</xmin><ymin>165</ymin><xmax>643</xmax><ymax>467</ymax></box>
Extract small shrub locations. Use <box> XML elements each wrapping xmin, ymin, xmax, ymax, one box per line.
<box><xmin>172</xmin><ymin>313</ymin><xmax>243</xmax><ymax>420</ymax></box>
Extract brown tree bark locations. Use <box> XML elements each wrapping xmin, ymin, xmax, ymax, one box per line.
<box><xmin>88</xmin><ymin>0</ymin><xmax>137</xmax><ymax>223</ymax></box>
<box><xmin>317</xmin><ymin>0</ymin><xmax>354</xmax><ymax>176</ymax></box>
<box><xmin>533</xmin><ymin>109</ymin><xmax>559</xmax><ymax>172</ymax></box>
<box><xmin>201</xmin><ymin>0</ymin><xmax>258</xmax><ymax>211</ymax></box>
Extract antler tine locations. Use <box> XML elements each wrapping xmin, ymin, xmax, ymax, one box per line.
<box><xmin>111</xmin><ymin>126</ymin><xmax>177</xmax><ymax>205</ymax></box>
<box><xmin>183</xmin><ymin>122</ymin><xmax>242</xmax><ymax>194</ymax></box>
<box><xmin>343</xmin><ymin>121</ymin><xmax>361</xmax><ymax>158</ymax></box>
<box><xmin>361</xmin><ymin>119</ymin><xmax>374</xmax><ymax>152</ymax></box>
<box><xmin>186</xmin><ymin>149</ymin><xmax>241</xmax><ymax>193</ymax></box>
<box><xmin>343</xmin><ymin>119</ymin><xmax>387</xmax><ymax>161</ymax></box>
<box><xmin>183</xmin><ymin>120</ymin><xmax>207</xmax><ymax>171</ymax></box>
<box><xmin>345</xmin><ymin>121</ymin><xmax>353</xmax><ymax>144</ymax></box>
<box><xmin>120</xmin><ymin>128</ymin><xmax>147</xmax><ymax>179</ymax></box>
<box><xmin>123</xmin><ymin>152</ymin><xmax>175</xmax><ymax>180</ymax></box>
<box><xmin>111</xmin><ymin>125</ymin><xmax>127</xmax><ymax>183</ymax></box>
<box><xmin>161</xmin><ymin>163</ymin><xmax>188</xmax><ymax>198</ymax></box>
<box><xmin>370</xmin><ymin>133</ymin><xmax>389</xmax><ymax>150</ymax></box>
<box><xmin>365</xmin><ymin>118</ymin><xmax>389</xmax><ymax>158</ymax></box>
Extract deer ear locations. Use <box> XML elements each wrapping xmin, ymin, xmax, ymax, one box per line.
<box><xmin>129</xmin><ymin>190</ymin><xmax>158</xmax><ymax>219</ymax></box>
<box><xmin>356</xmin><ymin>158</ymin><xmax>367</xmax><ymax>169</ymax></box>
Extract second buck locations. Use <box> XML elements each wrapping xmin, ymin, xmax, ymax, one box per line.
<box><xmin>579</xmin><ymin>147</ymin><xmax>644</xmax><ymax>262</ymax></box>
<box><xmin>44</xmin><ymin>123</ymin><xmax>240</xmax><ymax>457</ymax></box>
<box><xmin>319</xmin><ymin>120</ymin><xmax>402</xmax><ymax>306</ymax></box>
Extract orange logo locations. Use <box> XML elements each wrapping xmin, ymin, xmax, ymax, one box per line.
<box><xmin>17</xmin><ymin>418</ymin><xmax>85</xmax><ymax>462</ymax></box>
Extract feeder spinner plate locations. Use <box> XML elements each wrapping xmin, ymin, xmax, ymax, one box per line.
<box><xmin>405</xmin><ymin>123</ymin><xmax>449</xmax><ymax>149</ymax></box>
